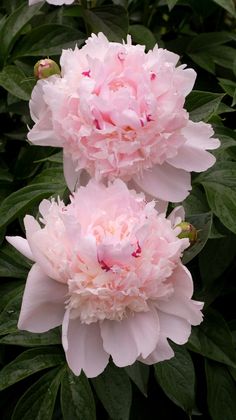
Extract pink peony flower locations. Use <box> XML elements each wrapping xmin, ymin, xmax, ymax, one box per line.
<box><xmin>7</xmin><ymin>180</ymin><xmax>203</xmax><ymax>377</ymax></box>
<box><xmin>28</xmin><ymin>33</ymin><xmax>220</xmax><ymax>202</ymax></box>
<box><xmin>29</xmin><ymin>0</ymin><xmax>74</xmax><ymax>5</ymax></box>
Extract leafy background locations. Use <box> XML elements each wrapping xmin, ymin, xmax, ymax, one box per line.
<box><xmin>0</xmin><ymin>0</ymin><xmax>236</xmax><ymax>419</ymax></box>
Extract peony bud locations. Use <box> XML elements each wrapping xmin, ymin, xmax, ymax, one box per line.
<box><xmin>177</xmin><ymin>222</ymin><xmax>198</xmax><ymax>245</ymax></box>
<box><xmin>34</xmin><ymin>58</ymin><xmax>61</xmax><ymax>79</ymax></box>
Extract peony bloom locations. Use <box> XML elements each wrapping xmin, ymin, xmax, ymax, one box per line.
<box><xmin>28</xmin><ymin>33</ymin><xmax>219</xmax><ymax>202</ymax></box>
<box><xmin>7</xmin><ymin>180</ymin><xmax>203</xmax><ymax>377</ymax></box>
<box><xmin>29</xmin><ymin>0</ymin><xmax>74</xmax><ymax>6</ymax></box>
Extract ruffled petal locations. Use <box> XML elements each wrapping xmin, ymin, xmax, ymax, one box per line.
<box><xmin>63</xmin><ymin>153</ymin><xmax>81</xmax><ymax>192</ymax></box>
<box><xmin>167</xmin><ymin>121</ymin><xmax>220</xmax><ymax>172</ymax></box>
<box><xmin>6</xmin><ymin>236</ymin><xmax>34</xmax><ymax>261</ymax></box>
<box><xmin>24</xmin><ymin>215</ymin><xmax>62</xmax><ymax>282</ymax></box>
<box><xmin>101</xmin><ymin>309</ymin><xmax>160</xmax><ymax>367</ymax></box>
<box><xmin>18</xmin><ymin>263</ymin><xmax>66</xmax><ymax>332</ymax></box>
<box><xmin>133</xmin><ymin>163</ymin><xmax>191</xmax><ymax>202</ymax></box>
<box><xmin>63</xmin><ymin>316</ymin><xmax>109</xmax><ymax>377</ymax></box>
<box><xmin>155</xmin><ymin>265</ymin><xmax>203</xmax><ymax>325</ymax></box>
<box><xmin>139</xmin><ymin>336</ymin><xmax>174</xmax><ymax>365</ymax></box>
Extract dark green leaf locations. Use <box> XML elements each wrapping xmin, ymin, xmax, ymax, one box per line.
<box><xmin>0</xmin><ymin>65</ymin><xmax>34</xmax><ymax>101</ymax></box>
<box><xmin>0</xmin><ymin>2</ymin><xmax>43</xmax><ymax>64</ymax></box>
<box><xmin>0</xmin><ymin>243</ymin><xmax>31</xmax><ymax>279</ymax></box>
<box><xmin>212</xmin><ymin>0</ymin><xmax>235</xmax><ymax>15</ymax></box>
<box><xmin>205</xmin><ymin>359</ymin><xmax>236</xmax><ymax>420</ymax></box>
<box><xmin>199</xmin><ymin>234</ymin><xmax>236</xmax><ymax>286</ymax></box>
<box><xmin>13</xmin><ymin>24</ymin><xmax>85</xmax><ymax>58</ymax></box>
<box><xmin>0</xmin><ymin>182</ymin><xmax>65</xmax><ymax>231</ymax></box>
<box><xmin>185</xmin><ymin>91</ymin><xmax>224</xmax><ymax>122</ymax></box>
<box><xmin>0</xmin><ymin>287</ymin><xmax>23</xmax><ymax>335</ymax></box>
<box><xmin>218</xmin><ymin>78</ymin><xmax>236</xmax><ymax>106</ymax></box>
<box><xmin>188</xmin><ymin>309</ymin><xmax>236</xmax><ymax>368</ymax></box>
<box><xmin>0</xmin><ymin>347</ymin><xmax>64</xmax><ymax>390</ymax></box>
<box><xmin>82</xmin><ymin>5</ymin><xmax>128</xmax><ymax>42</ymax></box>
<box><xmin>166</xmin><ymin>0</ymin><xmax>179</xmax><ymax>11</ymax></box>
<box><xmin>61</xmin><ymin>368</ymin><xmax>96</xmax><ymax>420</ymax></box>
<box><xmin>0</xmin><ymin>327</ymin><xmax>61</xmax><ymax>347</ymax></box>
<box><xmin>155</xmin><ymin>344</ymin><xmax>196</xmax><ymax>414</ymax></box>
<box><xmin>129</xmin><ymin>25</ymin><xmax>156</xmax><ymax>50</ymax></box>
<box><xmin>12</xmin><ymin>367</ymin><xmax>63</xmax><ymax>420</ymax></box>
<box><xmin>182</xmin><ymin>212</ymin><xmax>212</xmax><ymax>264</ymax></box>
<box><xmin>188</xmin><ymin>31</ymin><xmax>233</xmax><ymax>52</ymax></box>
<box><xmin>124</xmin><ymin>362</ymin><xmax>149</xmax><ymax>396</ymax></box>
<box><xmin>92</xmin><ymin>362</ymin><xmax>132</xmax><ymax>420</ymax></box>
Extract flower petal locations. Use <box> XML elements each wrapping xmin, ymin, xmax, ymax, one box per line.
<box><xmin>18</xmin><ymin>263</ymin><xmax>66</xmax><ymax>332</ymax></box>
<box><xmin>6</xmin><ymin>236</ymin><xmax>34</xmax><ymax>261</ymax></box>
<box><xmin>101</xmin><ymin>309</ymin><xmax>160</xmax><ymax>367</ymax></box>
<box><xmin>133</xmin><ymin>163</ymin><xmax>191</xmax><ymax>202</ymax></box>
<box><xmin>63</xmin><ymin>153</ymin><xmax>81</xmax><ymax>192</ymax></box>
<box><xmin>156</xmin><ymin>265</ymin><xmax>203</xmax><ymax>325</ymax></box>
<box><xmin>63</xmin><ymin>316</ymin><xmax>109</xmax><ymax>377</ymax></box>
<box><xmin>139</xmin><ymin>336</ymin><xmax>174</xmax><ymax>364</ymax></box>
<box><xmin>167</xmin><ymin>121</ymin><xmax>220</xmax><ymax>172</ymax></box>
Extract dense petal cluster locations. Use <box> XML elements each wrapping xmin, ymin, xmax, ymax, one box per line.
<box><xmin>7</xmin><ymin>180</ymin><xmax>203</xmax><ymax>377</ymax></box>
<box><xmin>28</xmin><ymin>33</ymin><xmax>219</xmax><ymax>201</ymax></box>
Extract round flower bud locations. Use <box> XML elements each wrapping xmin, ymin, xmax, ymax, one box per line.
<box><xmin>34</xmin><ymin>59</ymin><xmax>61</xmax><ymax>80</ymax></box>
<box><xmin>177</xmin><ymin>222</ymin><xmax>198</xmax><ymax>245</ymax></box>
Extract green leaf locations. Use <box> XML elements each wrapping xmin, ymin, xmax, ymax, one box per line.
<box><xmin>92</xmin><ymin>362</ymin><xmax>132</xmax><ymax>420</ymax></box>
<box><xmin>0</xmin><ymin>347</ymin><xmax>64</xmax><ymax>390</ymax></box>
<box><xmin>182</xmin><ymin>212</ymin><xmax>212</xmax><ymax>264</ymax></box>
<box><xmin>13</xmin><ymin>24</ymin><xmax>85</xmax><ymax>58</ymax></box>
<box><xmin>0</xmin><ymin>283</ymin><xmax>23</xmax><ymax>313</ymax></box>
<box><xmin>82</xmin><ymin>5</ymin><xmax>128</xmax><ymax>42</ymax></box>
<box><xmin>202</xmin><ymin>182</ymin><xmax>236</xmax><ymax>234</ymax></box>
<box><xmin>0</xmin><ymin>243</ymin><xmax>32</xmax><ymax>278</ymax></box>
<box><xmin>0</xmin><ymin>167</ymin><xmax>12</xmax><ymax>183</ymax></box>
<box><xmin>185</xmin><ymin>91</ymin><xmax>224</xmax><ymax>122</ymax></box>
<box><xmin>188</xmin><ymin>31</ymin><xmax>233</xmax><ymax>52</ymax></box>
<box><xmin>212</xmin><ymin>0</ymin><xmax>235</xmax><ymax>15</ymax></box>
<box><xmin>205</xmin><ymin>359</ymin><xmax>236</xmax><ymax>420</ymax></box>
<box><xmin>166</xmin><ymin>0</ymin><xmax>179</xmax><ymax>11</ymax></box>
<box><xmin>205</xmin><ymin>45</ymin><xmax>236</xmax><ymax>70</ymax></box>
<box><xmin>124</xmin><ymin>362</ymin><xmax>149</xmax><ymax>396</ymax></box>
<box><xmin>154</xmin><ymin>344</ymin><xmax>196</xmax><ymax>414</ymax></box>
<box><xmin>0</xmin><ymin>2</ymin><xmax>43</xmax><ymax>64</ymax></box>
<box><xmin>218</xmin><ymin>78</ymin><xmax>236</xmax><ymax>106</ymax></box>
<box><xmin>189</xmin><ymin>52</ymin><xmax>215</xmax><ymax>74</ymax></box>
<box><xmin>188</xmin><ymin>309</ymin><xmax>236</xmax><ymax>368</ymax></box>
<box><xmin>0</xmin><ymin>65</ymin><xmax>34</xmax><ymax>101</ymax></box>
<box><xmin>0</xmin><ymin>287</ymin><xmax>23</xmax><ymax>335</ymax></box>
<box><xmin>196</xmin><ymin>162</ymin><xmax>236</xmax><ymax>234</ymax></box>
<box><xmin>0</xmin><ymin>328</ymin><xmax>61</xmax><ymax>347</ymax></box>
<box><xmin>199</xmin><ymin>234</ymin><xmax>236</xmax><ymax>286</ymax></box>
<box><xmin>61</xmin><ymin>368</ymin><xmax>96</xmax><ymax>420</ymax></box>
<box><xmin>129</xmin><ymin>25</ymin><xmax>156</xmax><ymax>50</ymax></box>
<box><xmin>0</xmin><ymin>182</ymin><xmax>65</xmax><ymax>231</ymax></box>
<box><xmin>12</xmin><ymin>367</ymin><xmax>63</xmax><ymax>420</ymax></box>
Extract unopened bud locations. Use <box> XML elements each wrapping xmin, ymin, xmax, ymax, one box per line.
<box><xmin>177</xmin><ymin>222</ymin><xmax>198</xmax><ymax>245</ymax></box>
<box><xmin>34</xmin><ymin>59</ymin><xmax>61</xmax><ymax>80</ymax></box>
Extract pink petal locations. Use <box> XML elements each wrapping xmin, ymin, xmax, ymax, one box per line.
<box><xmin>168</xmin><ymin>121</ymin><xmax>220</xmax><ymax>172</ymax></box>
<box><xmin>18</xmin><ymin>264</ymin><xmax>66</xmax><ymax>333</ymax></box>
<box><xmin>158</xmin><ymin>311</ymin><xmax>191</xmax><ymax>345</ymax></box>
<box><xmin>24</xmin><ymin>215</ymin><xmax>61</xmax><ymax>281</ymax></box>
<box><xmin>63</xmin><ymin>316</ymin><xmax>109</xmax><ymax>377</ymax></box>
<box><xmin>139</xmin><ymin>336</ymin><xmax>174</xmax><ymax>364</ymax></box>
<box><xmin>101</xmin><ymin>309</ymin><xmax>160</xmax><ymax>367</ymax></box>
<box><xmin>63</xmin><ymin>153</ymin><xmax>81</xmax><ymax>192</ymax></box>
<box><xmin>155</xmin><ymin>265</ymin><xmax>203</xmax><ymax>325</ymax></box>
<box><xmin>6</xmin><ymin>236</ymin><xmax>34</xmax><ymax>261</ymax></box>
<box><xmin>133</xmin><ymin>163</ymin><xmax>191</xmax><ymax>202</ymax></box>
<box><xmin>167</xmin><ymin>205</ymin><xmax>185</xmax><ymax>226</ymax></box>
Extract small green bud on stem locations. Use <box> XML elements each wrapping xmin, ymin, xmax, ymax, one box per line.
<box><xmin>34</xmin><ymin>59</ymin><xmax>61</xmax><ymax>80</ymax></box>
<box><xmin>177</xmin><ymin>222</ymin><xmax>198</xmax><ymax>245</ymax></box>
